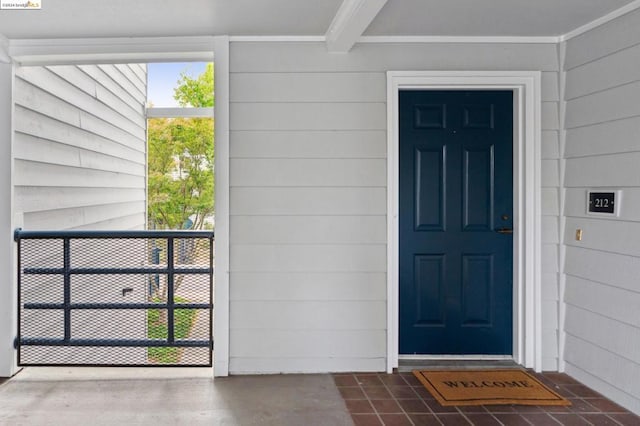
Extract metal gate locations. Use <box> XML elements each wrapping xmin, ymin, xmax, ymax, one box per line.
<box><xmin>14</xmin><ymin>229</ymin><xmax>214</xmax><ymax>367</ymax></box>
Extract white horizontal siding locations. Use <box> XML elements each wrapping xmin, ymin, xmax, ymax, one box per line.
<box><xmin>541</xmin><ymin>160</ymin><xmax>559</xmax><ymax>187</ymax></box>
<box><xmin>15</xmin><ymin>106</ymin><xmax>145</xmax><ymax>163</ymax></box>
<box><xmin>230</xmin><ymin>130</ymin><xmax>387</xmax><ymax>159</ymax></box>
<box><xmin>542</xmin><ymin>243</ymin><xmax>559</xmax><ymax>274</ymax></box>
<box><xmin>24</xmin><ymin>202</ymin><xmax>144</xmax><ymax>230</ymax></box>
<box><xmin>15</xmin><ymin>160</ymin><xmax>144</xmax><ymax>188</ymax></box>
<box><xmin>565</xmin><ymin>276</ymin><xmax>640</xmax><ymax>329</ymax></box>
<box><xmin>14</xmin><ymin>133</ymin><xmax>144</xmax><ymax>176</ymax></box>
<box><xmin>229</xmin><ymin>357</ymin><xmax>385</xmax><ymax>374</ymax></box>
<box><xmin>542</xmin><ymin>216</ymin><xmax>559</xmax><ymax>244</ymax></box>
<box><xmin>541</xmin><ymin>72</ymin><xmax>560</xmax><ymax>102</ymax></box>
<box><xmin>231</xmin><ymin>187</ymin><xmax>386</xmax><ymax>216</ymax></box>
<box><xmin>16</xmin><ymin>68</ymin><xmax>145</xmax><ymax>140</ymax></box>
<box><xmin>231</xmin><ymin>72</ymin><xmax>386</xmax><ymax>103</ymax></box>
<box><xmin>562</xmin><ymin>9</ymin><xmax>640</xmax><ymax>413</ymax></box>
<box><xmin>231</xmin><ymin>245</ymin><xmax>387</xmax><ymax>273</ymax></box>
<box><xmin>230</xmin><ymin>301</ymin><xmax>386</xmax><ymax>330</ymax></box>
<box><xmin>231</xmin><ymin>216</ymin><xmax>386</xmax><ymax>244</ymax></box>
<box><xmin>14</xmin><ymin>64</ymin><xmax>147</xmax><ymax>230</ymax></box>
<box><xmin>565</xmin><ymin>116</ymin><xmax>640</xmax><ymax>159</ymax></box>
<box><xmin>71</xmin><ymin>214</ymin><xmax>146</xmax><ymax>231</ymax></box>
<box><xmin>565</xmin><ymin>336</ymin><xmax>640</xmax><ymax>414</ymax></box>
<box><xmin>230</xmin><ymin>329</ymin><xmax>386</xmax><ymax>358</ymax></box>
<box><xmin>565</xmin><ymin>305</ymin><xmax>640</xmax><ymax>365</ymax></box>
<box><xmin>230</xmin><ymin>272</ymin><xmax>386</xmax><ymax>301</ymax></box>
<box><xmin>231</xmin><ymin>159</ymin><xmax>385</xmax><ymax>187</ymax></box>
<box><xmin>542</xmin><ymin>130</ymin><xmax>560</xmax><ymax>160</ymax></box>
<box><xmin>542</xmin><ymin>188</ymin><xmax>559</xmax><ymax>216</ymax></box>
<box><xmin>564</xmin><ymin>217</ymin><xmax>640</xmax><ymax>257</ymax></box>
<box><xmin>564</xmin><ymin>8</ymin><xmax>640</xmax><ymax>70</ymax></box>
<box><xmin>565</xmin><ymin>81</ymin><xmax>640</xmax><ymax>129</ymax></box>
<box><xmin>79</xmin><ymin>65</ymin><xmax>146</xmax><ymax>113</ymax></box>
<box><xmin>15</xmin><ymin>187</ymin><xmax>145</xmax><ymax>213</ymax></box>
<box><xmin>47</xmin><ymin>65</ymin><xmax>146</xmax><ymax>128</ymax></box>
<box><xmin>565</xmin><ymin>42</ymin><xmax>640</xmax><ymax>100</ymax></box>
<box><xmin>229</xmin><ymin>40</ymin><xmax>561</xmax><ymax>374</ymax></box>
<box><xmin>565</xmin><ymin>152</ymin><xmax>640</xmax><ymax>188</ymax></box>
<box><xmin>14</xmin><ymin>78</ymin><xmax>145</xmax><ymax>152</ymax></box>
<box><xmin>542</xmin><ymin>273</ymin><xmax>559</xmax><ymax>301</ymax></box>
<box><xmin>231</xmin><ymin>102</ymin><xmax>386</xmax><ymax>131</ymax></box>
<box><xmin>98</xmin><ymin>64</ymin><xmax>146</xmax><ymax>104</ymax></box>
<box><xmin>541</xmin><ymin>102</ymin><xmax>559</xmax><ymax>130</ymax></box>
<box><xmin>565</xmin><ymin>246</ymin><xmax>640</xmax><ymax>294</ymax></box>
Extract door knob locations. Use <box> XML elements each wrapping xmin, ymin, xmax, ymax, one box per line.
<box><xmin>496</xmin><ymin>228</ymin><xmax>513</xmax><ymax>235</ymax></box>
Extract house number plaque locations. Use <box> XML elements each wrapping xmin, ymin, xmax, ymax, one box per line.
<box><xmin>588</xmin><ymin>191</ymin><xmax>616</xmax><ymax>214</ymax></box>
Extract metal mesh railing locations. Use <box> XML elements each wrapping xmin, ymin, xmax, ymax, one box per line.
<box><xmin>15</xmin><ymin>229</ymin><xmax>214</xmax><ymax>367</ymax></box>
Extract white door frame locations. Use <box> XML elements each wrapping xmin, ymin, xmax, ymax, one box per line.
<box><xmin>386</xmin><ymin>71</ymin><xmax>543</xmax><ymax>373</ymax></box>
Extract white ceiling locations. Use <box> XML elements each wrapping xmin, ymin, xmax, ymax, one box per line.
<box><xmin>0</xmin><ymin>0</ymin><xmax>343</xmax><ymax>39</ymax></box>
<box><xmin>366</xmin><ymin>0</ymin><xmax>637</xmax><ymax>37</ymax></box>
<box><xmin>0</xmin><ymin>0</ymin><xmax>636</xmax><ymax>40</ymax></box>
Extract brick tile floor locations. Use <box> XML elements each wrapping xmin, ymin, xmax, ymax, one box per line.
<box><xmin>334</xmin><ymin>371</ymin><xmax>640</xmax><ymax>425</ymax></box>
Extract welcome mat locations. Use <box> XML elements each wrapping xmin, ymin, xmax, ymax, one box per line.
<box><xmin>413</xmin><ymin>369</ymin><xmax>571</xmax><ymax>406</ymax></box>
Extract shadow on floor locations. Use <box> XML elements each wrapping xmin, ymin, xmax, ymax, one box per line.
<box><xmin>0</xmin><ymin>368</ymin><xmax>352</xmax><ymax>425</ymax></box>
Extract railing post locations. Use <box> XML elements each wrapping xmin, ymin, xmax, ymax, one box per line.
<box><xmin>150</xmin><ymin>244</ymin><xmax>161</xmax><ymax>297</ymax></box>
<box><xmin>63</xmin><ymin>237</ymin><xmax>71</xmax><ymax>342</ymax></box>
<box><xmin>166</xmin><ymin>237</ymin><xmax>174</xmax><ymax>344</ymax></box>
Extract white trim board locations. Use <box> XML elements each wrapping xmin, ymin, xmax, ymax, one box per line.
<box><xmin>212</xmin><ymin>36</ymin><xmax>230</xmax><ymax>378</ymax></box>
<box><xmin>146</xmin><ymin>107</ymin><xmax>214</xmax><ymax>119</ymax></box>
<box><xmin>386</xmin><ymin>71</ymin><xmax>543</xmax><ymax>373</ymax></box>
<box><xmin>358</xmin><ymin>36</ymin><xmax>559</xmax><ymax>44</ymax></box>
<box><xmin>8</xmin><ymin>36</ymin><xmax>215</xmax><ymax>66</ymax></box>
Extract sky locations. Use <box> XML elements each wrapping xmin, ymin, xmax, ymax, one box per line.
<box><xmin>147</xmin><ymin>62</ymin><xmax>208</xmax><ymax>107</ymax></box>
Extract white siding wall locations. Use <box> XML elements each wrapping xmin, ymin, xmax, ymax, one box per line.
<box><xmin>562</xmin><ymin>9</ymin><xmax>640</xmax><ymax>414</ymax></box>
<box><xmin>229</xmin><ymin>42</ymin><xmax>561</xmax><ymax>373</ymax></box>
<box><xmin>14</xmin><ymin>64</ymin><xmax>147</xmax><ymax>230</ymax></box>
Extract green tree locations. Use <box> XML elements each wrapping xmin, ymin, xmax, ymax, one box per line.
<box><xmin>146</xmin><ymin>65</ymin><xmax>215</xmax><ymax>341</ymax></box>
<box><xmin>173</xmin><ymin>62</ymin><xmax>214</xmax><ymax>108</ymax></box>
<box><xmin>147</xmin><ymin>63</ymin><xmax>214</xmax><ymax>231</ymax></box>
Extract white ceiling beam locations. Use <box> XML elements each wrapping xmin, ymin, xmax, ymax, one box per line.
<box><xmin>326</xmin><ymin>0</ymin><xmax>387</xmax><ymax>53</ymax></box>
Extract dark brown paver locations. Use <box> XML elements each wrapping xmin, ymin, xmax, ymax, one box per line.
<box><xmin>333</xmin><ymin>371</ymin><xmax>640</xmax><ymax>425</ymax></box>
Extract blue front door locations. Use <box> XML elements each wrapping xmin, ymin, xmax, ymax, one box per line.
<box><xmin>399</xmin><ymin>90</ymin><xmax>513</xmax><ymax>355</ymax></box>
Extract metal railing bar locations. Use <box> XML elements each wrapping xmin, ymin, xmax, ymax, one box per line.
<box><xmin>20</xmin><ymin>338</ymin><xmax>210</xmax><ymax>348</ymax></box>
<box><xmin>16</xmin><ymin>237</ymin><xmax>22</xmax><ymax>366</ymax></box>
<box><xmin>167</xmin><ymin>237</ymin><xmax>175</xmax><ymax>344</ymax></box>
<box><xmin>14</xmin><ymin>228</ymin><xmax>214</xmax><ymax>241</ymax></box>
<box><xmin>23</xmin><ymin>267</ymin><xmax>212</xmax><ymax>275</ymax></box>
<box><xmin>23</xmin><ymin>303</ymin><xmax>212</xmax><ymax>310</ymax></box>
<box><xmin>63</xmin><ymin>238</ymin><xmax>71</xmax><ymax>342</ymax></box>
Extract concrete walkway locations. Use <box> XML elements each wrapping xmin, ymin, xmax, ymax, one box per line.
<box><xmin>0</xmin><ymin>368</ymin><xmax>353</xmax><ymax>425</ymax></box>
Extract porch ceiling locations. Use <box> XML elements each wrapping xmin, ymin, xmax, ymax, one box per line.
<box><xmin>0</xmin><ymin>0</ymin><xmax>636</xmax><ymax>41</ymax></box>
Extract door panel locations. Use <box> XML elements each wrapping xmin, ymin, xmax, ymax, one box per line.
<box><xmin>399</xmin><ymin>90</ymin><xmax>513</xmax><ymax>355</ymax></box>
<box><xmin>463</xmin><ymin>145</ymin><xmax>494</xmax><ymax>231</ymax></box>
<box><xmin>415</xmin><ymin>146</ymin><xmax>446</xmax><ymax>231</ymax></box>
<box><xmin>414</xmin><ymin>254</ymin><xmax>446</xmax><ymax>326</ymax></box>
